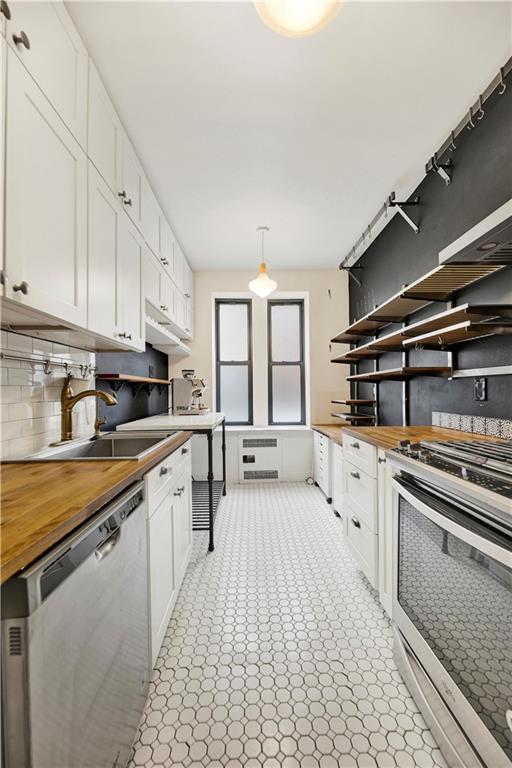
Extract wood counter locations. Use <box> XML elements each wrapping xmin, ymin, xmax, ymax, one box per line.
<box><xmin>312</xmin><ymin>423</ymin><xmax>504</xmax><ymax>450</ymax></box>
<box><xmin>0</xmin><ymin>431</ymin><xmax>192</xmax><ymax>584</ymax></box>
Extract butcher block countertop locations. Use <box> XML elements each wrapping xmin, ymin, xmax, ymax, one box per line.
<box><xmin>312</xmin><ymin>424</ymin><xmax>503</xmax><ymax>449</ymax></box>
<box><xmin>0</xmin><ymin>431</ymin><xmax>192</xmax><ymax>585</ymax></box>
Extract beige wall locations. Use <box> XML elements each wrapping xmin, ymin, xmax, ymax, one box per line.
<box><xmin>170</xmin><ymin>269</ymin><xmax>350</xmax><ymax>425</ymax></box>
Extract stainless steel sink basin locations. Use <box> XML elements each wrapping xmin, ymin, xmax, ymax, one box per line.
<box><xmin>17</xmin><ymin>431</ymin><xmax>180</xmax><ymax>462</ymax></box>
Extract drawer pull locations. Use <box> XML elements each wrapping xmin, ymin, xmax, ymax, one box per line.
<box><xmin>350</xmin><ymin>471</ymin><xmax>360</xmax><ymax>479</ymax></box>
<box><xmin>13</xmin><ymin>30</ymin><xmax>30</xmax><ymax>49</ymax></box>
<box><xmin>160</xmin><ymin>465</ymin><xmax>170</xmax><ymax>476</ymax></box>
<box><xmin>351</xmin><ymin>517</ymin><xmax>361</xmax><ymax>529</ymax></box>
<box><xmin>161</xmin><ymin>258</ymin><xmax>169</xmax><ymax>266</ymax></box>
<box><xmin>181</xmin><ymin>447</ymin><xmax>189</xmax><ymax>455</ymax></box>
<box><xmin>378</xmin><ymin>457</ymin><xmax>386</xmax><ymax>464</ymax></box>
<box><xmin>350</xmin><ymin>441</ymin><xmax>360</xmax><ymax>449</ymax></box>
<box><xmin>1</xmin><ymin>1</ymin><xmax>11</xmax><ymax>20</ymax></box>
<box><xmin>174</xmin><ymin>486</ymin><xmax>185</xmax><ymax>497</ymax></box>
<box><xmin>160</xmin><ymin>304</ymin><xmax>169</xmax><ymax>313</ymax></box>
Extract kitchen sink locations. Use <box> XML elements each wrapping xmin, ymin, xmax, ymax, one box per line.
<box><xmin>17</xmin><ymin>431</ymin><xmax>180</xmax><ymax>462</ymax></box>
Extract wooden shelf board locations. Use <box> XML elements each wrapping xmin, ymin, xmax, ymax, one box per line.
<box><xmin>96</xmin><ymin>373</ymin><xmax>170</xmax><ymax>385</ymax></box>
<box><xmin>403</xmin><ymin>321</ymin><xmax>512</xmax><ymax>350</ymax></box>
<box><xmin>330</xmin><ymin>331</ymin><xmax>367</xmax><ymax>344</ymax></box>
<box><xmin>331</xmin><ymin>348</ymin><xmax>379</xmax><ymax>363</ymax></box>
<box><xmin>330</xmin><ymin>265</ymin><xmax>504</xmax><ymax>344</ymax></box>
<box><xmin>331</xmin><ymin>413</ymin><xmax>376</xmax><ymax>422</ymax></box>
<box><xmin>347</xmin><ymin>367</ymin><xmax>452</xmax><ymax>383</ymax></box>
<box><xmin>331</xmin><ymin>399</ymin><xmax>376</xmax><ymax>406</ymax></box>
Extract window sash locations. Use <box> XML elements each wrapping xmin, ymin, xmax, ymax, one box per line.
<box><xmin>215</xmin><ymin>299</ymin><xmax>253</xmax><ymax>425</ymax></box>
<box><xmin>268</xmin><ymin>299</ymin><xmax>305</xmax><ymax>425</ymax></box>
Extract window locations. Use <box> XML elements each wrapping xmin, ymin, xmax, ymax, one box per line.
<box><xmin>215</xmin><ymin>299</ymin><xmax>253</xmax><ymax>425</ymax></box>
<box><xmin>268</xmin><ymin>299</ymin><xmax>305</xmax><ymax>425</ymax></box>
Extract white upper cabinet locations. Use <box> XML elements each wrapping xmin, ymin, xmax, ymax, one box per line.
<box><xmin>0</xmin><ymin>35</ymin><xmax>6</xmax><ymax>280</ymax></box>
<box><xmin>141</xmin><ymin>175</ymin><xmax>161</xmax><ymax>257</ymax></box>
<box><xmin>117</xmin><ymin>212</ymin><xmax>144</xmax><ymax>351</ymax></box>
<box><xmin>182</xmin><ymin>259</ymin><xmax>193</xmax><ymax>303</ymax></box>
<box><xmin>88</xmin><ymin>60</ymin><xmax>122</xmax><ymax>195</ymax></box>
<box><xmin>118</xmin><ymin>132</ymin><xmax>143</xmax><ymax>231</ymax></box>
<box><xmin>142</xmin><ymin>248</ymin><xmax>162</xmax><ymax>314</ymax></box>
<box><xmin>160</xmin><ymin>271</ymin><xmax>176</xmax><ymax>323</ymax></box>
<box><xmin>159</xmin><ymin>214</ymin><xmax>176</xmax><ymax>279</ymax></box>
<box><xmin>6</xmin><ymin>1</ymin><xmax>87</xmax><ymax>147</ymax></box>
<box><xmin>87</xmin><ymin>163</ymin><xmax>121</xmax><ymax>341</ymax></box>
<box><xmin>4</xmin><ymin>48</ymin><xmax>86</xmax><ymax>326</ymax></box>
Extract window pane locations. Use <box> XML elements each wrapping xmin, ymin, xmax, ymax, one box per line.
<box><xmin>272</xmin><ymin>365</ymin><xmax>302</xmax><ymax>423</ymax></box>
<box><xmin>270</xmin><ymin>303</ymin><xmax>301</xmax><ymax>362</ymax></box>
<box><xmin>219</xmin><ymin>365</ymin><xmax>249</xmax><ymax>422</ymax></box>
<box><xmin>218</xmin><ymin>303</ymin><xmax>248</xmax><ymax>361</ymax></box>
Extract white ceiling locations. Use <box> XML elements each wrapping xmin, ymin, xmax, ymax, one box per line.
<box><xmin>68</xmin><ymin>1</ymin><xmax>512</xmax><ymax>271</ymax></box>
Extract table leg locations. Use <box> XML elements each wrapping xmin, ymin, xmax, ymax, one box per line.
<box><xmin>207</xmin><ymin>430</ymin><xmax>214</xmax><ymax>552</ymax></box>
<box><xmin>222</xmin><ymin>419</ymin><xmax>227</xmax><ymax>496</ymax></box>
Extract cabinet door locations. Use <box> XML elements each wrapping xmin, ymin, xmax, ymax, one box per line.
<box><xmin>159</xmin><ymin>215</ymin><xmax>176</xmax><ymax>278</ymax></box>
<box><xmin>148</xmin><ymin>492</ymin><xmax>176</xmax><ymax>666</ymax></box>
<box><xmin>173</xmin><ymin>471</ymin><xmax>192</xmax><ymax>587</ymax></box>
<box><xmin>174</xmin><ymin>241</ymin><xmax>184</xmax><ymax>294</ymax></box>
<box><xmin>0</xmin><ymin>35</ymin><xmax>5</xmax><ymax>284</ymax></box>
<box><xmin>184</xmin><ymin>298</ymin><xmax>193</xmax><ymax>339</ymax></box>
<box><xmin>88</xmin><ymin>59</ymin><xmax>122</xmax><ymax>195</ymax></box>
<box><xmin>142</xmin><ymin>250</ymin><xmax>161</xmax><ymax>314</ymax></box>
<box><xmin>118</xmin><ymin>213</ymin><xmax>144</xmax><ymax>351</ymax></box>
<box><xmin>141</xmin><ymin>176</ymin><xmax>161</xmax><ymax>257</ymax></box>
<box><xmin>119</xmin><ymin>133</ymin><xmax>143</xmax><ymax>230</ymax></box>
<box><xmin>175</xmin><ymin>291</ymin><xmax>186</xmax><ymax>334</ymax></box>
<box><xmin>4</xmin><ymin>48</ymin><xmax>87</xmax><ymax>326</ymax></box>
<box><xmin>87</xmin><ymin>163</ymin><xmax>121</xmax><ymax>340</ymax></box>
<box><xmin>160</xmin><ymin>272</ymin><xmax>176</xmax><ymax>323</ymax></box>
<box><xmin>7</xmin><ymin>1</ymin><xmax>87</xmax><ymax>147</ymax></box>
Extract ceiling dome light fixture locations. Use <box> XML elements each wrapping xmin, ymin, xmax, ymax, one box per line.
<box><xmin>254</xmin><ymin>0</ymin><xmax>341</xmax><ymax>38</ymax></box>
<box><xmin>249</xmin><ymin>226</ymin><xmax>277</xmax><ymax>298</ymax></box>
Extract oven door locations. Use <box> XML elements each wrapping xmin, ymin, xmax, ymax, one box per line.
<box><xmin>392</xmin><ymin>474</ymin><xmax>512</xmax><ymax>768</ymax></box>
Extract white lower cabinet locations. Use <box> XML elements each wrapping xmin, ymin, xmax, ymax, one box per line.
<box><xmin>377</xmin><ymin>448</ymin><xmax>393</xmax><ymax>618</ymax></box>
<box><xmin>146</xmin><ymin>443</ymin><xmax>192</xmax><ymax>666</ymax></box>
<box><xmin>313</xmin><ymin>431</ymin><xmax>331</xmax><ymax>499</ymax></box>
<box><xmin>342</xmin><ymin>434</ymin><xmax>379</xmax><ymax>589</ymax></box>
<box><xmin>331</xmin><ymin>441</ymin><xmax>343</xmax><ymax>515</ymax></box>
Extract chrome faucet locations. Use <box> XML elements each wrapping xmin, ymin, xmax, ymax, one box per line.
<box><xmin>60</xmin><ymin>373</ymin><xmax>117</xmax><ymax>442</ymax></box>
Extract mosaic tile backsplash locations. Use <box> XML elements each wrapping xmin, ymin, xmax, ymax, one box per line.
<box><xmin>432</xmin><ymin>411</ymin><xmax>512</xmax><ymax>439</ymax></box>
<box><xmin>0</xmin><ymin>331</ymin><xmax>97</xmax><ymax>459</ymax></box>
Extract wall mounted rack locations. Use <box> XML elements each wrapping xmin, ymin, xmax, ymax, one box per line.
<box><xmin>96</xmin><ymin>373</ymin><xmax>170</xmax><ymax>396</ymax></box>
<box><xmin>331</xmin><ymin>399</ymin><xmax>376</xmax><ymax>406</ymax></box>
<box><xmin>331</xmin><ymin>412</ymin><xmax>376</xmax><ymax>424</ymax></box>
<box><xmin>331</xmin><ymin>264</ymin><xmax>504</xmax><ymax>344</ymax></box>
<box><xmin>0</xmin><ymin>351</ymin><xmax>96</xmax><ymax>379</ymax></box>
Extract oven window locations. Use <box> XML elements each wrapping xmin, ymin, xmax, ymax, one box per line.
<box><xmin>398</xmin><ymin>498</ymin><xmax>512</xmax><ymax>761</ymax></box>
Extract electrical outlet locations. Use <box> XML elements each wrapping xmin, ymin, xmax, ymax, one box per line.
<box><xmin>474</xmin><ymin>377</ymin><xmax>487</xmax><ymax>402</ymax></box>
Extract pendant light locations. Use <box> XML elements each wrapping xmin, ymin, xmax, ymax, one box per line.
<box><xmin>254</xmin><ymin>0</ymin><xmax>341</xmax><ymax>38</ymax></box>
<box><xmin>249</xmin><ymin>226</ymin><xmax>277</xmax><ymax>298</ymax></box>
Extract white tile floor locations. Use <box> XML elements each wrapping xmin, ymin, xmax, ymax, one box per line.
<box><xmin>129</xmin><ymin>482</ymin><xmax>447</xmax><ymax>768</ymax></box>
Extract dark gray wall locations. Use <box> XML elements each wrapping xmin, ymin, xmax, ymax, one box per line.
<box><xmin>95</xmin><ymin>343</ymin><xmax>169</xmax><ymax>430</ymax></box>
<box><xmin>349</xmin><ymin>74</ymin><xmax>512</xmax><ymax>425</ymax></box>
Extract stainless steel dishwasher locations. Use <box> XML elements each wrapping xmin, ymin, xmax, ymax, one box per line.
<box><xmin>1</xmin><ymin>482</ymin><xmax>149</xmax><ymax>768</ymax></box>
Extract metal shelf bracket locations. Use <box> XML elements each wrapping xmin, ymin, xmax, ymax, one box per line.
<box><xmin>339</xmin><ymin>263</ymin><xmax>362</xmax><ymax>287</ymax></box>
<box><xmin>426</xmin><ymin>153</ymin><xmax>452</xmax><ymax>186</ymax></box>
<box><xmin>387</xmin><ymin>192</ymin><xmax>420</xmax><ymax>234</ymax></box>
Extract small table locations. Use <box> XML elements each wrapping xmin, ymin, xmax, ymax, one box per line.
<box><xmin>117</xmin><ymin>412</ymin><xmax>226</xmax><ymax>552</ymax></box>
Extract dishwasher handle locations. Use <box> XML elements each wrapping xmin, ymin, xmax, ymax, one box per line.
<box><xmin>95</xmin><ymin>527</ymin><xmax>121</xmax><ymax>561</ymax></box>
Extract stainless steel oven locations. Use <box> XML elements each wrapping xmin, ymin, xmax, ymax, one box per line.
<box><xmin>392</xmin><ymin>471</ymin><xmax>512</xmax><ymax>768</ymax></box>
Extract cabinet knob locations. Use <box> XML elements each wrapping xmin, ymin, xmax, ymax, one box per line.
<box><xmin>160</xmin><ymin>305</ymin><xmax>168</xmax><ymax>312</ymax></box>
<box><xmin>161</xmin><ymin>258</ymin><xmax>169</xmax><ymax>266</ymax></box>
<box><xmin>350</xmin><ymin>441</ymin><xmax>360</xmax><ymax>449</ymax></box>
<box><xmin>378</xmin><ymin>457</ymin><xmax>386</xmax><ymax>464</ymax></box>
<box><xmin>1</xmin><ymin>1</ymin><xmax>11</xmax><ymax>20</ymax></box>
<box><xmin>123</xmin><ymin>198</ymin><xmax>132</xmax><ymax>207</ymax></box>
<box><xmin>351</xmin><ymin>517</ymin><xmax>361</xmax><ymax>529</ymax></box>
<box><xmin>181</xmin><ymin>447</ymin><xmax>189</xmax><ymax>455</ymax></box>
<box><xmin>0</xmin><ymin>269</ymin><xmax>7</xmax><ymax>286</ymax></box>
<box><xmin>160</xmin><ymin>465</ymin><xmax>169</xmax><ymax>476</ymax></box>
<box><xmin>185</xmin><ymin>293</ymin><xmax>190</xmax><ymax>299</ymax></box>
<box><xmin>13</xmin><ymin>31</ymin><xmax>30</xmax><ymax>49</ymax></box>
<box><xmin>13</xmin><ymin>281</ymin><xmax>29</xmax><ymax>295</ymax></box>
<box><xmin>350</xmin><ymin>470</ymin><xmax>360</xmax><ymax>479</ymax></box>
<box><xmin>118</xmin><ymin>190</ymin><xmax>132</xmax><ymax>207</ymax></box>
<box><xmin>174</xmin><ymin>486</ymin><xmax>185</xmax><ymax>497</ymax></box>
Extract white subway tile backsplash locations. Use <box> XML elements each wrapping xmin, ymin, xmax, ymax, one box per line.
<box><xmin>1</xmin><ymin>332</ymin><xmax>96</xmax><ymax>459</ymax></box>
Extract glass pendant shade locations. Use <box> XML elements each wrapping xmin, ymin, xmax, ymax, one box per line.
<box><xmin>249</xmin><ymin>262</ymin><xmax>277</xmax><ymax>298</ymax></box>
<box><xmin>254</xmin><ymin>0</ymin><xmax>341</xmax><ymax>38</ymax></box>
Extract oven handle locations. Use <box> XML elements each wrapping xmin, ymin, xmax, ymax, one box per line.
<box><xmin>392</xmin><ymin>477</ymin><xmax>512</xmax><ymax>568</ymax></box>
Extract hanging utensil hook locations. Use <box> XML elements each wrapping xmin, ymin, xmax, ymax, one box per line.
<box><xmin>476</xmin><ymin>95</ymin><xmax>484</xmax><ymax>120</ymax></box>
<box><xmin>498</xmin><ymin>67</ymin><xmax>506</xmax><ymax>95</ymax></box>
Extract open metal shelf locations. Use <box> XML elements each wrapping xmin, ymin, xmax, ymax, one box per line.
<box><xmin>331</xmin><ymin>412</ymin><xmax>376</xmax><ymax>423</ymax></box>
<box><xmin>192</xmin><ymin>480</ymin><xmax>225</xmax><ymax>531</ymax></box>
<box><xmin>331</xmin><ymin>399</ymin><xmax>376</xmax><ymax>406</ymax></box>
<box><xmin>404</xmin><ymin>321</ymin><xmax>512</xmax><ymax>350</ymax></box>
<box><xmin>347</xmin><ymin>366</ymin><xmax>452</xmax><ymax>383</ymax></box>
